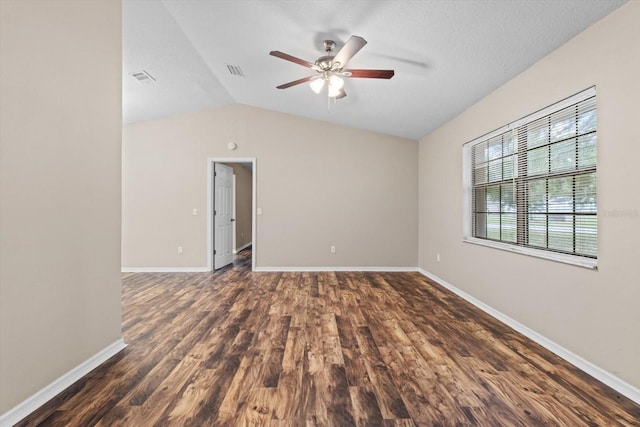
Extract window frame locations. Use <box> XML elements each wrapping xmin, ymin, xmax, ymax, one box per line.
<box><xmin>462</xmin><ymin>87</ymin><xmax>597</xmax><ymax>269</ymax></box>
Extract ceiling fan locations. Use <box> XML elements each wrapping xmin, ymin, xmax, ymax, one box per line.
<box><xmin>270</xmin><ymin>35</ymin><xmax>394</xmax><ymax>100</ymax></box>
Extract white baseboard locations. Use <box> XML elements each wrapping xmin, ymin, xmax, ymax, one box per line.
<box><xmin>233</xmin><ymin>242</ymin><xmax>252</xmax><ymax>254</ymax></box>
<box><xmin>418</xmin><ymin>268</ymin><xmax>640</xmax><ymax>405</ymax></box>
<box><xmin>121</xmin><ymin>267</ymin><xmax>209</xmax><ymax>273</ymax></box>
<box><xmin>0</xmin><ymin>338</ymin><xmax>127</xmax><ymax>427</ymax></box>
<box><xmin>254</xmin><ymin>266</ymin><xmax>419</xmax><ymax>272</ymax></box>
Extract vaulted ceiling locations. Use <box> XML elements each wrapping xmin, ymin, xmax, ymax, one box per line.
<box><xmin>123</xmin><ymin>0</ymin><xmax>626</xmax><ymax>140</ymax></box>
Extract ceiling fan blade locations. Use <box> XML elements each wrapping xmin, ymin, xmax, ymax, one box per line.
<box><xmin>276</xmin><ymin>75</ymin><xmax>315</xmax><ymax>89</ymax></box>
<box><xmin>270</xmin><ymin>50</ymin><xmax>316</xmax><ymax>69</ymax></box>
<box><xmin>345</xmin><ymin>69</ymin><xmax>395</xmax><ymax>79</ymax></box>
<box><xmin>336</xmin><ymin>89</ymin><xmax>347</xmax><ymax>99</ymax></box>
<box><xmin>332</xmin><ymin>36</ymin><xmax>367</xmax><ymax>69</ymax></box>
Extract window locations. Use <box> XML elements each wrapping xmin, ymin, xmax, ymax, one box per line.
<box><xmin>463</xmin><ymin>87</ymin><xmax>597</xmax><ymax>268</ymax></box>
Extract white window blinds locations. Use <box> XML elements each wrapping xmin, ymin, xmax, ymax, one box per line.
<box><xmin>463</xmin><ymin>87</ymin><xmax>597</xmax><ymax>268</ymax></box>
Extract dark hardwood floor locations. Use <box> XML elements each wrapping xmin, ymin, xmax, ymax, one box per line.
<box><xmin>16</xmin><ymin>248</ymin><xmax>640</xmax><ymax>426</ymax></box>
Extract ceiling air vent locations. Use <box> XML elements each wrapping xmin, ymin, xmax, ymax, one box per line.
<box><xmin>131</xmin><ymin>70</ymin><xmax>156</xmax><ymax>83</ymax></box>
<box><xmin>226</xmin><ymin>64</ymin><xmax>245</xmax><ymax>77</ymax></box>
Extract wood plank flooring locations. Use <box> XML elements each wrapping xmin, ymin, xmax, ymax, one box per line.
<box><xmin>16</xmin><ymin>249</ymin><xmax>640</xmax><ymax>426</ymax></box>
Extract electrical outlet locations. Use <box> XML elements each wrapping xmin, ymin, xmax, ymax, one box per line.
<box><xmin>437</xmin><ymin>253</ymin><xmax>440</xmax><ymax>262</ymax></box>
<box><xmin>192</xmin><ymin>208</ymin><xmax>197</xmax><ymax>216</ymax></box>
<box><xmin>178</xmin><ymin>246</ymin><xmax>183</xmax><ymax>254</ymax></box>
<box><xmin>330</xmin><ymin>245</ymin><xmax>336</xmax><ymax>254</ymax></box>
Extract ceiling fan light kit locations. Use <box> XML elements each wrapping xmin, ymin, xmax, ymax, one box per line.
<box><xmin>270</xmin><ymin>35</ymin><xmax>394</xmax><ymax>102</ymax></box>
<box><xmin>309</xmin><ymin>76</ymin><xmax>325</xmax><ymax>94</ymax></box>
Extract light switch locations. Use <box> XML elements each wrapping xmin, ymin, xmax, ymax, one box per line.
<box><xmin>257</xmin><ymin>207</ymin><xmax>263</xmax><ymax>216</ymax></box>
<box><xmin>192</xmin><ymin>208</ymin><xmax>198</xmax><ymax>216</ymax></box>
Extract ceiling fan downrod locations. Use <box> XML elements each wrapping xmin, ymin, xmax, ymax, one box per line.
<box><xmin>316</xmin><ymin>40</ymin><xmax>338</xmax><ymax>71</ymax></box>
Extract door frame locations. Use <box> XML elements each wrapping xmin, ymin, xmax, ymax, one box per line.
<box><xmin>207</xmin><ymin>157</ymin><xmax>257</xmax><ymax>272</ymax></box>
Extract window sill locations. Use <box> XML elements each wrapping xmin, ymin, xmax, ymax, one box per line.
<box><xmin>463</xmin><ymin>237</ymin><xmax>597</xmax><ymax>270</ymax></box>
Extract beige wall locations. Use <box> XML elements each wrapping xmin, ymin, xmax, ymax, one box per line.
<box><xmin>122</xmin><ymin>105</ymin><xmax>418</xmax><ymax>268</ymax></box>
<box><xmin>419</xmin><ymin>2</ymin><xmax>640</xmax><ymax>389</ymax></box>
<box><xmin>0</xmin><ymin>0</ymin><xmax>122</xmax><ymax>414</ymax></box>
<box><xmin>228</xmin><ymin>163</ymin><xmax>252</xmax><ymax>251</ymax></box>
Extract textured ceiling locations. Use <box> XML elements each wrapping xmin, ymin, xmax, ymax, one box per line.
<box><xmin>123</xmin><ymin>0</ymin><xmax>626</xmax><ymax>140</ymax></box>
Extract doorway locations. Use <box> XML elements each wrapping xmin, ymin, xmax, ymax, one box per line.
<box><xmin>207</xmin><ymin>158</ymin><xmax>256</xmax><ymax>271</ymax></box>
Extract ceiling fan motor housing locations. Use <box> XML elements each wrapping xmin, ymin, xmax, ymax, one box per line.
<box><xmin>315</xmin><ymin>55</ymin><xmax>336</xmax><ymax>71</ymax></box>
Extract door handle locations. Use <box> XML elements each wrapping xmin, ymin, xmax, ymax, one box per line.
<box><xmin>230</xmin><ymin>219</ymin><xmax>235</xmax><ymax>222</ymax></box>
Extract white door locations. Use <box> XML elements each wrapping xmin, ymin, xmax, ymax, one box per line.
<box><xmin>214</xmin><ymin>163</ymin><xmax>234</xmax><ymax>269</ymax></box>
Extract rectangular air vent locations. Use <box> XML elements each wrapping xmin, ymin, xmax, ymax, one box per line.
<box><xmin>226</xmin><ymin>64</ymin><xmax>244</xmax><ymax>77</ymax></box>
<box><xmin>131</xmin><ymin>70</ymin><xmax>156</xmax><ymax>83</ymax></box>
